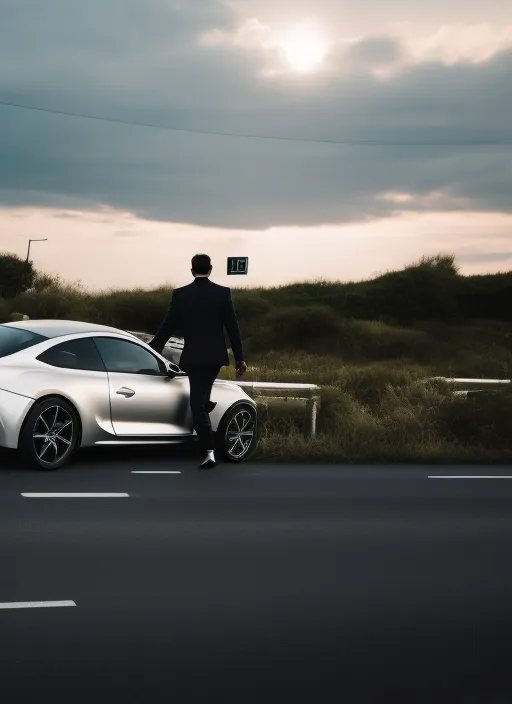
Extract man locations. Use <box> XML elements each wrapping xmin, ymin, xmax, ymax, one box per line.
<box><xmin>149</xmin><ymin>254</ymin><xmax>247</xmax><ymax>469</ymax></box>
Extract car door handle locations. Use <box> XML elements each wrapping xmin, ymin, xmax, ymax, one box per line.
<box><xmin>116</xmin><ymin>387</ymin><xmax>135</xmax><ymax>398</ymax></box>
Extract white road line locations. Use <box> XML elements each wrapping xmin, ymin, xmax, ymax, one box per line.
<box><xmin>131</xmin><ymin>471</ymin><xmax>181</xmax><ymax>474</ymax></box>
<box><xmin>428</xmin><ymin>476</ymin><xmax>512</xmax><ymax>480</ymax></box>
<box><xmin>21</xmin><ymin>493</ymin><xmax>130</xmax><ymax>498</ymax></box>
<box><xmin>0</xmin><ymin>600</ymin><xmax>76</xmax><ymax>610</ymax></box>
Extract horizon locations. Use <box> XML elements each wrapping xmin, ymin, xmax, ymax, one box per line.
<box><xmin>13</xmin><ymin>250</ymin><xmax>512</xmax><ymax>297</ymax></box>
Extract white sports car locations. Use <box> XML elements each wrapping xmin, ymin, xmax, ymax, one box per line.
<box><xmin>0</xmin><ymin>320</ymin><xmax>258</xmax><ymax>470</ymax></box>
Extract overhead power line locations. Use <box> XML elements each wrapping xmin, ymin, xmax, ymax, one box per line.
<box><xmin>1</xmin><ymin>98</ymin><xmax>511</xmax><ymax>147</ymax></box>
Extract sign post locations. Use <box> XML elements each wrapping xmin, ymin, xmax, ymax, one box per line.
<box><xmin>227</xmin><ymin>257</ymin><xmax>249</xmax><ymax>275</ymax></box>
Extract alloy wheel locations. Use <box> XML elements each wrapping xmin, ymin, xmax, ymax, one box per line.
<box><xmin>32</xmin><ymin>405</ymin><xmax>74</xmax><ymax>467</ymax></box>
<box><xmin>225</xmin><ymin>408</ymin><xmax>256</xmax><ymax>460</ymax></box>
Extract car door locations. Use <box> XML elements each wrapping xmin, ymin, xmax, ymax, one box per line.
<box><xmin>35</xmin><ymin>336</ymin><xmax>113</xmax><ymax>444</ymax></box>
<box><xmin>93</xmin><ymin>336</ymin><xmax>191</xmax><ymax>436</ymax></box>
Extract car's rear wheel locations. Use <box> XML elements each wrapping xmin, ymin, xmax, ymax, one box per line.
<box><xmin>18</xmin><ymin>398</ymin><xmax>79</xmax><ymax>470</ymax></box>
<box><xmin>216</xmin><ymin>402</ymin><xmax>258</xmax><ymax>462</ymax></box>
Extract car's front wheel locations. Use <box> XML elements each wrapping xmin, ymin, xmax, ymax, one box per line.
<box><xmin>216</xmin><ymin>402</ymin><xmax>258</xmax><ymax>462</ymax></box>
<box><xmin>18</xmin><ymin>397</ymin><xmax>79</xmax><ymax>470</ymax></box>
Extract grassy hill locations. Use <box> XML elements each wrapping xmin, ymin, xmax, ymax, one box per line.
<box><xmin>1</xmin><ymin>253</ymin><xmax>511</xmax><ymax>463</ymax></box>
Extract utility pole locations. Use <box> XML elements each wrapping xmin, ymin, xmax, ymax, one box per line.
<box><xmin>26</xmin><ymin>238</ymin><xmax>47</xmax><ymax>262</ymax></box>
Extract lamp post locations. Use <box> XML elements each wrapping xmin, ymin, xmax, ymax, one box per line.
<box><xmin>26</xmin><ymin>238</ymin><xmax>47</xmax><ymax>263</ymax></box>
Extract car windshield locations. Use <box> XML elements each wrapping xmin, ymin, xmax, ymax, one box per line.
<box><xmin>0</xmin><ymin>326</ymin><xmax>48</xmax><ymax>359</ymax></box>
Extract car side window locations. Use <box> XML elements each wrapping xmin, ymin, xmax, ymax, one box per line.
<box><xmin>37</xmin><ymin>338</ymin><xmax>106</xmax><ymax>372</ymax></box>
<box><xmin>93</xmin><ymin>337</ymin><xmax>165</xmax><ymax>375</ymax></box>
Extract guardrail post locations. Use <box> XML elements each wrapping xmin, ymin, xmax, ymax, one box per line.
<box><xmin>305</xmin><ymin>395</ymin><xmax>320</xmax><ymax>438</ymax></box>
<box><xmin>221</xmin><ymin>380</ymin><xmax>321</xmax><ymax>438</ymax></box>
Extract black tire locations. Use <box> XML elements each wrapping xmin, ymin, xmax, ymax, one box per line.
<box><xmin>18</xmin><ymin>397</ymin><xmax>79</xmax><ymax>470</ymax></box>
<box><xmin>216</xmin><ymin>402</ymin><xmax>258</xmax><ymax>463</ymax></box>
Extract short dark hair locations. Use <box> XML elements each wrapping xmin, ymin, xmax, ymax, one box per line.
<box><xmin>191</xmin><ymin>253</ymin><xmax>212</xmax><ymax>275</ymax></box>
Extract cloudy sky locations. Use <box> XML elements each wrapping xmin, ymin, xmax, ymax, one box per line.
<box><xmin>0</xmin><ymin>0</ymin><xmax>511</xmax><ymax>290</ymax></box>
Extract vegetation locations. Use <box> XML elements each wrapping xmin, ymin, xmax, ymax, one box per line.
<box><xmin>0</xmin><ymin>253</ymin><xmax>35</xmax><ymax>299</ymax></box>
<box><xmin>227</xmin><ymin>363</ymin><xmax>512</xmax><ymax>463</ymax></box>
<box><xmin>1</xmin><ymin>253</ymin><xmax>511</xmax><ymax>463</ymax></box>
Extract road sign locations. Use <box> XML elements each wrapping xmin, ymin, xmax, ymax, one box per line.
<box><xmin>227</xmin><ymin>257</ymin><xmax>249</xmax><ymax>275</ymax></box>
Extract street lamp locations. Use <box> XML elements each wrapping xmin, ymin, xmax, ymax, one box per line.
<box><xmin>26</xmin><ymin>238</ymin><xmax>48</xmax><ymax>262</ymax></box>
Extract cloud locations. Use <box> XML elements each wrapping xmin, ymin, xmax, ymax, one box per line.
<box><xmin>334</xmin><ymin>24</ymin><xmax>512</xmax><ymax>71</ymax></box>
<box><xmin>408</xmin><ymin>24</ymin><xmax>512</xmax><ymax>65</ymax></box>
<box><xmin>200</xmin><ymin>17</ymin><xmax>271</xmax><ymax>50</ymax></box>
<box><xmin>203</xmin><ymin>8</ymin><xmax>512</xmax><ymax>72</ymax></box>
<box><xmin>0</xmin><ymin>1</ymin><xmax>511</xmax><ymax>230</ymax></box>
<box><xmin>344</xmin><ymin>36</ymin><xmax>405</xmax><ymax>67</ymax></box>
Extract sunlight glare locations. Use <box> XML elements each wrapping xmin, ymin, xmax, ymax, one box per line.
<box><xmin>282</xmin><ymin>25</ymin><xmax>329</xmax><ymax>72</ymax></box>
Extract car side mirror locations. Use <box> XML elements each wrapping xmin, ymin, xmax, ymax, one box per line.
<box><xmin>166</xmin><ymin>362</ymin><xmax>181</xmax><ymax>379</ymax></box>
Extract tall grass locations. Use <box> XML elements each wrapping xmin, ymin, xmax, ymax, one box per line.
<box><xmin>252</xmin><ymin>374</ymin><xmax>512</xmax><ymax>463</ymax></box>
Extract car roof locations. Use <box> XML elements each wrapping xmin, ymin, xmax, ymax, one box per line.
<box><xmin>1</xmin><ymin>319</ymin><xmax>136</xmax><ymax>339</ymax></box>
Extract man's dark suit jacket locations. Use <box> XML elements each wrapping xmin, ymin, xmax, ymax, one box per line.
<box><xmin>149</xmin><ymin>277</ymin><xmax>244</xmax><ymax>368</ymax></box>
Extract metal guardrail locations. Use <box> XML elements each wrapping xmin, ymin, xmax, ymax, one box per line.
<box><xmin>429</xmin><ymin>377</ymin><xmax>510</xmax><ymax>385</ymax></box>
<box><xmin>235</xmin><ymin>381</ymin><xmax>319</xmax><ymax>392</ymax></box>
<box><xmin>428</xmin><ymin>377</ymin><xmax>511</xmax><ymax>396</ymax></box>
<box><xmin>235</xmin><ymin>381</ymin><xmax>320</xmax><ymax>437</ymax></box>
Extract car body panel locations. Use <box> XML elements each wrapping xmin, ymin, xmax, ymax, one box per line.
<box><xmin>1</xmin><ymin>319</ymin><xmax>140</xmax><ymax>339</ymax></box>
<box><xmin>107</xmin><ymin>372</ymin><xmax>191</xmax><ymax>436</ymax></box>
<box><xmin>0</xmin><ymin>321</ymin><xmax>255</xmax><ymax>452</ymax></box>
<box><xmin>0</xmin><ymin>389</ymin><xmax>34</xmax><ymax>449</ymax></box>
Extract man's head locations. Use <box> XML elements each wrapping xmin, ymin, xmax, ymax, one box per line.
<box><xmin>191</xmin><ymin>253</ymin><xmax>212</xmax><ymax>278</ymax></box>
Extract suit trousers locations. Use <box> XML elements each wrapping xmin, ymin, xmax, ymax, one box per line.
<box><xmin>186</xmin><ymin>365</ymin><xmax>222</xmax><ymax>453</ymax></box>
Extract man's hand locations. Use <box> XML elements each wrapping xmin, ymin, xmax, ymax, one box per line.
<box><xmin>235</xmin><ymin>360</ymin><xmax>247</xmax><ymax>378</ymax></box>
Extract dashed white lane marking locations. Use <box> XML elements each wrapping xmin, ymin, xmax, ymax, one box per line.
<box><xmin>428</xmin><ymin>476</ymin><xmax>512</xmax><ymax>479</ymax></box>
<box><xmin>21</xmin><ymin>493</ymin><xmax>130</xmax><ymax>498</ymax></box>
<box><xmin>0</xmin><ymin>601</ymin><xmax>76</xmax><ymax>610</ymax></box>
<box><xmin>131</xmin><ymin>471</ymin><xmax>181</xmax><ymax>474</ymax></box>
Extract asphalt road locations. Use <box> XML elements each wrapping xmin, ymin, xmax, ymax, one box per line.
<box><xmin>1</xmin><ymin>446</ymin><xmax>512</xmax><ymax>703</ymax></box>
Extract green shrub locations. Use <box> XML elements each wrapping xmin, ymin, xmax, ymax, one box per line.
<box><xmin>342</xmin><ymin>320</ymin><xmax>434</xmax><ymax>362</ymax></box>
<box><xmin>254</xmin><ymin>304</ymin><xmax>343</xmax><ymax>353</ymax></box>
<box><xmin>257</xmin><ymin>254</ymin><xmax>465</xmax><ymax>326</ymax></box>
<box><xmin>0</xmin><ymin>254</ymin><xmax>35</xmax><ymax>298</ymax></box>
<box><xmin>458</xmin><ymin>272</ymin><xmax>512</xmax><ymax>321</ymax></box>
<box><xmin>0</xmin><ymin>298</ymin><xmax>8</xmax><ymax>324</ymax></box>
<box><xmin>359</xmin><ymin>254</ymin><xmax>461</xmax><ymax>325</ymax></box>
<box><xmin>232</xmin><ymin>290</ymin><xmax>271</xmax><ymax>338</ymax></box>
<box><xmin>94</xmin><ymin>287</ymin><xmax>172</xmax><ymax>332</ymax></box>
<box><xmin>333</xmin><ymin>362</ymin><xmax>428</xmax><ymax>406</ymax></box>
<box><xmin>33</xmin><ymin>272</ymin><xmax>62</xmax><ymax>292</ymax></box>
<box><xmin>9</xmin><ymin>312</ymin><xmax>29</xmax><ymax>322</ymax></box>
<box><xmin>256</xmin><ymin>398</ymin><xmax>306</xmax><ymax>437</ymax></box>
<box><xmin>262</xmin><ymin>280</ymin><xmax>348</xmax><ymax>314</ymax></box>
<box><xmin>9</xmin><ymin>286</ymin><xmax>95</xmax><ymax>322</ymax></box>
<box><xmin>438</xmin><ymin>390</ymin><xmax>512</xmax><ymax>450</ymax></box>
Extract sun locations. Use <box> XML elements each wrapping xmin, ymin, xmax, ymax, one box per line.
<box><xmin>281</xmin><ymin>25</ymin><xmax>329</xmax><ymax>72</ymax></box>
